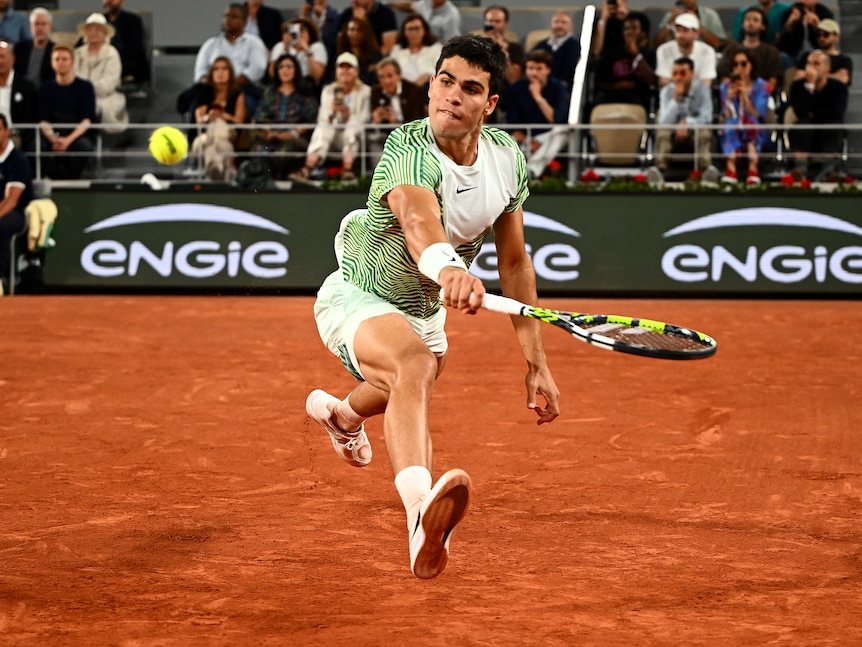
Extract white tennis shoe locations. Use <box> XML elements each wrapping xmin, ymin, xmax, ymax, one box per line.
<box><xmin>409</xmin><ymin>468</ymin><xmax>472</xmax><ymax>579</ymax></box>
<box><xmin>306</xmin><ymin>389</ymin><xmax>372</xmax><ymax>467</ymax></box>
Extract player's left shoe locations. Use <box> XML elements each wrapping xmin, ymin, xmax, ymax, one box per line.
<box><xmin>409</xmin><ymin>468</ymin><xmax>472</xmax><ymax>579</ymax></box>
<box><xmin>306</xmin><ymin>389</ymin><xmax>372</xmax><ymax>467</ymax></box>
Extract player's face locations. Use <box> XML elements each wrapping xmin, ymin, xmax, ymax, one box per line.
<box><xmin>428</xmin><ymin>56</ymin><xmax>498</xmax><ymax>142</ymax></box>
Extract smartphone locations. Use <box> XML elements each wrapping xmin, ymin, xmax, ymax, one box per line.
<box><xmin>729</xmin><ymin>72</ymin><xmax>741</xmax><ymax>82</ymax></box>
<box><xmin>483</xmin><ymin>23</ymin><xmax>494</xmax><ymax>32</ymax></box>
<box><xmin>289</xmin><ymin>25</ymin><xmax>301</xmax><ymax>39</ymax></box>
<box><xmin>333</xmin><ymin>87</ymin><xmax>345</xmax><ymax>104</ymax></box>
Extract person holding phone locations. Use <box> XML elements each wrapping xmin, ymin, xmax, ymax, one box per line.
<box><xmin>474</xmin><ymin>5</ymin><xmax>524</xmax><ymax>86</ymax></box>
<box><xmin>269</xmin><ymin>18</ymin><xmax>328</xmax><ymax>88</ymax></box>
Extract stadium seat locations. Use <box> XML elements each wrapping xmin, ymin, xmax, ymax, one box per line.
<box><xmin>588</xmin><ymin>103</ymin><xmax>648</xmax><ymax>166</ymax></box>
<box><xmin>523</xmin><ymin>29</ymin><xmax>550</xmax><ymax>52</ymax></box>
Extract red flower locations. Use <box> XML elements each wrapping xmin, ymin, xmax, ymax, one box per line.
<box><xmin>633</xmin><ymin>174</ymin><xmax>647</xmax><ymax>183</ymax></box>
<box><xmin>580</xmin><ymin>169</ymin><xmax>600</xmax><ymax>182</ymax></box>
<box><xmin>844</xmin><ymin>175</ymin><xmax>855</xmax><ymax>184</ymax></box>
<box><xmin>780</xmin><ymin>174</ymin><xmax>795</xmax><ymax>187</ymax></box>
<box><xmin>548</xmin><ymin>159</ymin><xmax>562</xmax><ymax>172</ymax></box>
<box><xmin>688</xmin><ymin>169</ymin><xmax>702</xmax><ymax>181</ymax></box>
<box><xmin>801</xmin><ymin>178</ymin><xmax>811</xmax><ymax>188</ymax></box>
<box><xmin>326</xmin><ymin>166</ymin><xmax>341</xmax><ymax>178</ymax></box>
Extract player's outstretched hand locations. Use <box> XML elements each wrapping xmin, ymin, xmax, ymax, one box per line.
<box><xmin>526</xmin><ymin>364</ymin><xmax>560</xmax><ymax>425</ymax></box>
<box><xmin>439</xmin><ymin>268</ymin><xmax>485</xmax><ymax>314</ymax></box>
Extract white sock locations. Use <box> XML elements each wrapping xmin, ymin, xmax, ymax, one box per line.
<box><xmin>394</xmin><ymin>465</ymin><xmax>432</xmax><ymax>532</ymax></box>
<box><xmin>332</xmin><ymin>398</ymin><xmax>365</xmax><ymax>434</ymax></box>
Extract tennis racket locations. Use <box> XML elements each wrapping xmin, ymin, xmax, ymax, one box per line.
<box><xmin>482</xmin><ymin>293</ymin><xmax>717</xmax><ymax>360</ymax></box>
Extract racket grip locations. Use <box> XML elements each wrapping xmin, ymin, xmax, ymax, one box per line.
<box><xmin>481</xmin><ymin>293</ymin><xmax>529</xmax><ymax>316</ymax></box>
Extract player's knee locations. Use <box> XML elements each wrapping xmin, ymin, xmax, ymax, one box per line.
<box><xmin>395</xmin><ymin>350</ymin><xmax>438</xmax><ymax>388</ymax></box>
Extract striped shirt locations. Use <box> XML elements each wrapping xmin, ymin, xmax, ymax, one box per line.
<box><xmin>337</xmin><ymin>118</ymin><xmax>528</xmax><ymax>319</ymax></box>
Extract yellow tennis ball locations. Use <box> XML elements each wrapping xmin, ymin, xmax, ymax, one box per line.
<box><xmin>149</xmin><ymin>126</ymin><xmax>188</xmax><ymax>165</ymax></box>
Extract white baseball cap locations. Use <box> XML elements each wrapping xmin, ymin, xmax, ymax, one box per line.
<box><xmin>335</xmin><ymin>52</ymin><xmax>360</xmax><ymax>68</ymax></box>
<box><xmin>675</xmin><ymin>13</ymin><xmax>700</xmax><ymax>30</ymax></box>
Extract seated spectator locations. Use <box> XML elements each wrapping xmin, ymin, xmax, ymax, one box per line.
<box><xmin>337</xmin><ymin>15</ymin><xmax>382</xmax><ymax>87</ymax></box>
<box><xmin>592</xmin><ymin>9</ymin><xmax>656</xmax><ymax>111</ymax></box>
<box><xmin>336</xmin><ymin>0</ymin><xmax>398</xmax><ymax>56</ymax></box>
<box><xmin>0</xmin><ymin>0</ymin><xmax>31</xmax><ymax>45</ymax></box>
<box><xmin>389</xmin><ymin>13</ymin><xmax>441</xmax><ymax>88</ymax></box>
<box><xmin>788</xmin><ymin>49</ymin><xmax>848</xmax><ymax>181</ymax></box>
<box><xmin>656</xmin><ymin>14</ymin><xmax>716</xmax><ymax>88</ymax></box>
<box><xmin>502</xmin><ymin>50</ymin><xmax>569</xmax><ymax>180</ymax></box>
<box><xmin>389</xmin><ymin>0</ymin><xmax>462</xmax><ymax>44</ymax></box>
<box><xmin>37</xmin><ymin>45</ymin><xmax>97</xmax><ymax>180</ymax></box>
<box><xmin>75</xmin><ymin>13</ymin><xmax>127</xmax><ymax>134</ymax></box>
<box><xmin>530</xmin><ymin>11</ymin><xmax>580</xmax><ymax>88</ymax></box>
<box><xmin>654</xmin><ymin>0</ymin><xmax>727</xmax><ymax>51</ymax></box>
<box><xmin>13</xmin><ymin>7</ymin><xmax>55</xmax><ymax>87</ymax></box>
<box><xmin>0</xmin><ymin>41</ymin><xmax>37</xmax><ymax>152</ymax></box>
<box><xmin>0</xmin><ymin>112</ymin><xmax>31</xmax><ymax>295</ymax></box>
<box><xmin>103</xmin><ymin>0</ymin><xmax>150</xmax><ymax>86</ymax></box>
<box><xmin>731</xmin><ymin>0</ymin><xmax>790</xmax><ymax>45</ymax></box>
<box><xmin>777</xmin><ymin>0</ymin><xmax>833</xmax><ymax>68</ymax></box>
<box><xmin>192</xmin><ymin>3</ymin><xmax>269</xmax><ymax>114</ymax></box>
<box><xmin>648</xmin><ymin>56</ymin><xmax>715</xmax><ymax>182</ymax></box>
<box><xmin>793</xmin><ymin>19</ymin><xmax>851</xmax><ymax>85</ymax></box>
<box><xmin>191</xmin><ymin>57</ymin><xmax>248</xmax><ymax>181</ymax></box>
<box><xmin>269</xmin><ymin>18</ymin><xmax>328</xmax><ymax>91</ymax></box>
<box><xmin>251</xmin><ymin>53</ymin><xmax>319</xmax><ymax>179</ymax></box>
<box><xmin>367</xmin><ymin>57</ymin><xmax>426</xmax><ymax>163</ymax></box>
<box><xmin>717</xmin><ymin>7</ymin><xmax>782</xmax><ymax>92</ymax></box>
<box><xmin>291</xmin><ymin>51</ymin><xmax>371</xmax><ymax>181</ymax></box>
<box><xmin>718</xmin><ymin>50</ymin><xmax>770</xmax><ymax>184</ymax></box>
<box><xmin>245</xmin><ymin>0</ymin><xmax>284</xmax><ymax>51</ymax></box>
<box><xmin>477</xmin><ymin>5</ymin><xmax>524</xmax><ymax>86</ymax></box>
<box><xmin>300</xmin><ymin>0</ymin><xmax>340</xmax><ymax>68</ymax></box>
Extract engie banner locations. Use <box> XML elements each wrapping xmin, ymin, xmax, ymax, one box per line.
<box><xmin>45</xmin><ymin>189</ymin><xmax>862</xmax><ymax>295</ymax></box>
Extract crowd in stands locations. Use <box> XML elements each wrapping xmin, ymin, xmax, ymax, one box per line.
<box><xmin>0</xmin><ymin>0</ymin><xmax>853</xmax><ymax>186</ymax></box>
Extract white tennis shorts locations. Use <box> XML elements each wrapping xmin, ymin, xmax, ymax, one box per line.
<box><xmin>313</xmin><ymin>270</ymin><xmax>448</xmax><ymax>381</ymax></box>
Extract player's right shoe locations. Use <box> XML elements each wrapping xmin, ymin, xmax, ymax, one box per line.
<box><xmin>305</xmin><ymin>389</ymin><xmax>371</xmax><ymax>467</ymax></box>
<box><xmin>409</xmin><ymin>468</ymin><xmax>472</xmax><ymax>579</ymax></box>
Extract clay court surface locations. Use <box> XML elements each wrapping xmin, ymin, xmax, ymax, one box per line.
<box><xmin>1</xmin><ymin>295</ymin><xmax>860</xmax><ymax>645</ymax></box>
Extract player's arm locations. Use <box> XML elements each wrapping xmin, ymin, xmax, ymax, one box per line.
<box><xmin>386</xmin><ymin>183</ymin><xmax>484</xmax><ymax>312</ymax></box>
<box><xmin>493</xmin><ymin>207</ymin><xmax>560</xmax><ymax>424</ymax></box>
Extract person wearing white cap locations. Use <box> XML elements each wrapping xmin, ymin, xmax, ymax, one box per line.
<box><xmin>74</xmin><ymin>12</ymin><xmax>128</xmax><ymax>133</ymax></box>
<box><xmin>654</xmin><ymin>0</ymin><xmax>726</xmax><ymax>51</ymax></box>
<box><xmin>655</xmin><ymin>13</ymin><xmax>716</xmax><ymax>87</ymax></box>
<box><xmin>292</xmin><ymin>50</ymin><xmax>371</xmax><ymax>181</ymax></box>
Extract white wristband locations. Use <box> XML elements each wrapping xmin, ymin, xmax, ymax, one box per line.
<box><xmin>418</xmin><ymin>242</ymin><xmax>468</xmax><ymax>284</ymax></box>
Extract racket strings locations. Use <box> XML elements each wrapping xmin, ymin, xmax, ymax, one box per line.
<box><xmin>577</xmin><ymin>322</ymin><xmax>709</xmax><ymax>351</ymax></box>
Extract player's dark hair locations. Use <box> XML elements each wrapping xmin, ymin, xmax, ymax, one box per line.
<box><xmin>435</xmin><ymin>35</ymin><xmax>507</xmax><ymax>97</ymax></box>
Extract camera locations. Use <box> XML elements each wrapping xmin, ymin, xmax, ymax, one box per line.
<box><xmin>483</xmin><ymin>23</ymin><xmax>494</xmax><ymax>32</ymax></box>
<box><xmin>379</xmin><ymin>95</ymin><xmax>391</xmax><ymax>107</ymax></box>
<box><xmin>289</xmin><ymin>25</ymin><xmax>301</xmax><ymax>39</ymax></box>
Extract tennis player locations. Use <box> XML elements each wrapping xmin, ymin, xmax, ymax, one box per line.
<box><xmin>307</xmin><ymin>34</ymin><xmax>560</xmax><ymax>579</ymax></box>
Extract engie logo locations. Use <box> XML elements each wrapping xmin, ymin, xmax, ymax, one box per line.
<box><xmin>81</xmin><ymin>204</ymin><xmax>290</xmax><ymax>279</ymax></box>
<box><xmin>471</xmin><ymin>211</ymin><xmax>581</xmax><ymax>282</ymax></box>
<box><xmin>662</xmin><ymin>208</ymin><xmax>862</xmax><ymax>284</ymax></box>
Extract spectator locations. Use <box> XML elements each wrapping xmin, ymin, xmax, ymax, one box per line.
<box><xmin>502</xmin><ymin>49</ymin><xmax>569</xmax><ymax>180</ymax></box>
<box><xmin>291</xmin><ymin>51</ymin><xmax>371</xmax><ymax>182</ymax></box>
<box><xmin>13</xmin><ymin>7</ymin><xmax>54</xmax><ymax>87</ymax></box>
<box><xmin>0</xmin><ymin>0</ymin><xmax>30</xmax><ymax>45</ymax></box>
<box><xmin>192</xmin><ymin>3</ymin><xmax>268</xmax><ymax>112</ymax></box>
<box><xmin>793</xmin><ymin>19</ymin><xmax>851</xmax><ymax>86</ymax></box>
<box><xmin>0</xmin><ymin>40</ymin><xmax>37</xmax><ymax>152</ymax></box>
<box><xmin>648</xmin><ymin>56</ymin><xmax>715</xmax><ymax>183</ymax></box>
<box><xmin>251</xmin><ymin>53</ymin><xmax>318</xmax><ymax>179</ymax></box>
<box><xmin>592</xmin><ymin>9</ymin><xmax>656</xmax><ymax>111</ymax></box>
<box><xmin>788</xmin><ymin>49</ymin><xmax>848</xmax><ymax>181</ymax></box>
<box><xmin>191</xmin><ymin>57</ymin><xmax>247</xmax><ymax>181</ymax></box>
<box><xmin>300</xmin><ymin>0</ymin><xmax>340</xmax><ymax>67</ymax></box>
<box><xmin>655</xmin><ymin>14</ymin><xmax>716</xmax><ymax>88</ymax></box>
<box><xmin>0</xmin><ymin>112</ymin><xmax>31</xmax><ymax>295</ymax></box>
<box><xmin>244</xmin><ymin>0</ymin><xmax>283</xmax><ymax>52</ymax></box>
<box><xmin>367</xmin><ymin>57</ymin><xmax>426</xmax><ymax>164</ymax></box>
<box><xmin>269</xmin><ymin>18</ymin><xmax>328</xmax><ymax>91</ymax></box>
<box><xmin>75</xmin><ymin>13</ymin><xmax>127</xmax><ymax>134</ymax></box>
<box><xmin>718</xmin><ymin>7</ymin><xmax>782</xmax><ymax>92</ymax></box>
<box><xmin>777</xmin><ymin>0</ymin><xmax>833</xmax><ymax>67</ymax></box>
<box><xmin>337</xmin><ymin>0</ymin><xmax>398</xmax><ymax>56</ymax></box>
<box><xmin>389</xmin><ymin>13</ymin><xmax>441</xmax><ymax>88</ymax></box>
<box><xmin>718</xmin><ymin>49</ymin><xmax>770</xmax><ymax>184</ymax></box>
<box><xmin>103</xmin><ymin>0</ymin><xmax>150</xmax><ymax>86</ymax></box>
<box><xmin>337</xmin><ymin>15</ymin><xmax>382</xmax><ymax>87</ymax></box>
<box><xmin>530</xmin><ymin>11</ymin><xmax>580</xmax><ymax>88</ymax></box>
<box><xmin>477</xmin><ymin>5</ymin><xmax>524</xmax><ymax>86</ymax></box>
<box><xmin>389</xmin><ymin>0</ymin><xmax>462</xmax><ymax>44</ymax></box>
<box><xmin>654</xmin><ymin>0</ymin><xmax>727</xmax><ymax>51</ymax></box>
<box><xmin>37</xmin><ymin>45</ymin><xmax>97</xmax><ymax>180</ymax></box>
<box><xmin>732</xmin><ymin>0</ymin><xmax>790</xmax><ymax>45</ymax></box>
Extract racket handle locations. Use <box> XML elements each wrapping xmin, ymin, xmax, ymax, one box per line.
<box><xmin>481</xmin><ymin>293</ymin><xmax>529</xmax><ymax>316</ymax></box>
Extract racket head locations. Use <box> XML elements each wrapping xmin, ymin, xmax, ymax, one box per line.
<box><xmin>539</xmin><ymin>309</ymin><xmax>717</xmax><ymax>359</ymax></box>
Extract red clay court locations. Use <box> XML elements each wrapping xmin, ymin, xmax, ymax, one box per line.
<box><xmin>2</xmin><ymin>296</ymin><xmax>860</xmax><ymax>645</ymax></box>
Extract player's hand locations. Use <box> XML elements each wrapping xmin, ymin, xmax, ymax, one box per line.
<box><xmin>526</xmin><ymin>364</ymin><xmax>560</xmax><ymax>425</ymax></box>
<box><xmin>439</xmin><ymin>268</ymin><xmax>484</xmax><ymax>314</ymax></box>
